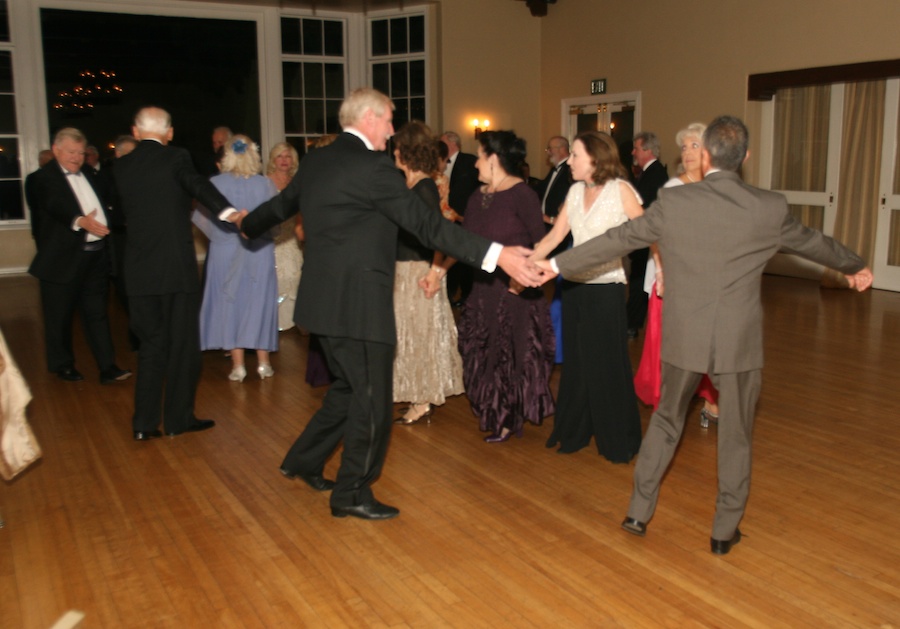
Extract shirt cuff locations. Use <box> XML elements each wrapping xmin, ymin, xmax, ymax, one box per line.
<box><xmin>550</xmin><ymin>258</ymin><xmax>560</xmax><ymax>275</ymax></box>
<box><xmin>481</xmin><ymin>242</ymin><xmax>503</xmax><ymax>272</ymax></box>
<box><xmin>71</xmin><ymin>217</ymin><xmax>82</xmax><ymax>231</ymax></box>
<box><xmin>218</xmin><ymin>207</ymin><xmax>239</xmax><ymax>221</ymax></box>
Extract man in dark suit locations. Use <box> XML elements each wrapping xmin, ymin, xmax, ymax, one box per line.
<box><xmin>534</xmin><ymin>135</ymin><xmax>573</xmax><ymax>256</ymax></box>
<box><xmin>114</xmin><ymin>107</ymin><xmax>235</xmax><ymax>441</ymax></box>
<box><xmin>627</xmin><ymin>131</ymin><xmax>668</xmax><ymax>337</ymax></box>
<box><xmin>25</xmin><ymin>149</ymin><xmax>55</xmax><ymax>244</ymax></box>
<box><xmin>233</xmin><ymin>88</ymin><xmax>542</xmax><ymax>521</ymax></box>
<box><xmin>537</xmin><ymin>116</ymin><xmax>872</xmax><ymax>554</ymax></box>
<box><xmin>28</xmin><ymin>128</ymin><xmax>131</xmax><ymax>384</ymax></box>
<box><xmin>440</xmin><ymin>131</ymin><xmax>480</xmax><ymax>305</ymax></box>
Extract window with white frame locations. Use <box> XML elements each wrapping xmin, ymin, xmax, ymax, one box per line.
<box><xmin>369</xmin><ymin>13</ymin><xmax>426</xmax><ymax>127</ymax></box>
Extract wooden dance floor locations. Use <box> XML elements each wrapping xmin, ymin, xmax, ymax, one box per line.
<box><xmin>1</xmin><ymin>273</ymin><xmax>898</xmax><ymax>628</ymax></box>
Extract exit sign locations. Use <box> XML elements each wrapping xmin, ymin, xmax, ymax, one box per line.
<box><xmin>591</xmin><ymin>79</ymin><xmax>607</xmax><ymax>95</ymax></box>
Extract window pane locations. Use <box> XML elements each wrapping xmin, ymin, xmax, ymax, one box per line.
<box><xmin>772</xmin><ymin>86</ymin><xmax>830</xmax><ymax>192</ymax></box>
<box><xmin>286</xmin><ymin>136</ymin><xmax>307</xmax><ymax>160</ymax></box>
<box><xmin>281</xmin><ymin>17</ymin><xmax>300</xmax><ymax>54</ymax></box>
<box><xmin>391</xmin><ymin>62</ymin><xmax>408</xmax><ymax>97</ymax></box>
<box><xmin>410</xmin><ymin>97</ymin><xmax>425</xmax><ymax>123</ymax></box>
<box><xmin>390</xmin><ymin>18</ymin><xmax>407</xmax><ymax>55</ymax></box>
<box><xmin>303</xmin><ymin>62</ymin><xmax>323</xmax><ymax>98</ymax></box>
<box><xmin>409</xmin><ymin>59</ymin><xmax>425</xmax><ymax>97</ymax></box>
<box><xmin>283</xmin><ymin>100</ymin><xmax>303</xmax><ymax>133</ymax></box>
<box><xmin>372</xmin><ymin>63</ymin><xmax>389</xmax><ymax>94</ymax></box>
<box><xmin>326</xmin><ymin>100</ymin><xmax>341</xmax><ymax>134</ymax></box>
<box><xmin>0</xmin><ymin>1</ymin><xmax>9</xmax><ymax>44</ymax></box>
<box><xmin>394</xmin><ymin>100</ymin><xmax>409</xmax><ymax>128</ymax></box>
<box><xmin>0</xmin><ymin>181</ymin><xmax>23</xmax><ymax>220</ymax></box>
<box><xmin>324</xmin><ymin>63</ymin><xmax>343</xmax><ymax>99</ymax></box>
<box><xmin>371</xmin><ymin>20</ymin><xmax>388</xmax><ymax>56</ymax></box>
<box><xmin>0</xmin><ymin>137</ymin><xmax>18</xmax><ymax>177</ymax></box>
<box><xmin>282</xmin><ymin>62</ymin><xmax>302</xmax><ymax>98</ymax></box>
<box><xmin>0</xmin><ymin>94</ymin><xmax>16</xmax><ymax>134</ymax></box>
<box><xmin>302</xmin><ymin>19</ymin><xmax>322</xmax><ymax>56</ymax></box>
<box><xmin>305</xmin><ymin>100</ymin><xmax>325</xmax><ymax>135</ymax></box>
<box><xmin>409</xmin><ymin>15</ymin><xmax>424</xmax><ymax>53</ymax></box>
<box><xmin>0</xmin><ymin>51</ymin><xmax>11</xmax><ymax>93</ymax></box>
<box><xmin>323</xmin><ymin>20</ymin><xmax>343</xmax><ymax>56</ymax></box>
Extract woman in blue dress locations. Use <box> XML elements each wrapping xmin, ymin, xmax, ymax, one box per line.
<box><xmin>192</xmin><ymin>135</ymin><xmax>279</xmax><ymax>382</ymax></box>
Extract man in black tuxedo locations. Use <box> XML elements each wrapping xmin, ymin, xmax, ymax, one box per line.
<box><xmin>627</xmin><ymin>131</ymin><xmax>668</xmax><ymax>337</ymax></box>
<box><xmin>440</xmin><ymin>131</ymin><xmax>480</xmax><ymax>305</ymax></box>
<box><xmin>233</xmin><ymin>88</ymin><xmax>543</xmax><ymax>521</ymax></box>
<box><xmin>28</xmin><ymin>128</ymin><xmax>130</xmax><ymax>384</ymax></box>
<box><xmin>114</xmin><ymin>107</ymin><xmax>235</xmax><ymax>441</ymax></box>
<box><xmin>25</xmin><ymin>149</ymin><xmax>55</xmax><ymax>244</ymax></box>
<box><xmin>534</xmin><ymin>135</ymin><xmax>573</xmax><ymax>256</ymax></box>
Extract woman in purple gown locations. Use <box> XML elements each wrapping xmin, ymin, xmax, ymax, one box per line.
<box><xmin>454</xmin><ymin>130</ymin><xmax>556</xmax><ymax>443</ymax></box>
<box><xmin>192</xmin><ymin>135</ymin><xmax>278</xmax><ymax>382</ymax></box>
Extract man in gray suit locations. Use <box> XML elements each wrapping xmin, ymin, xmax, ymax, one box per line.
<box><xmin>536</xmin><ymin>116</ymin><xmax>873</xmax><ymax>554</ymax></box>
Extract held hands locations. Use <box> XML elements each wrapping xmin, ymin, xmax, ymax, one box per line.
<box><xmin>532</xmin><ymin>258</ymin><xmax>558</xmax><ymax>285</ymax></box>
<box><xmin>225</xmin><ymin>209</ymin><xmax>250</xmax><ymax>238</ymax></box>
<box><xmin>418</xmin><ymin>268</ymin><xmax>442</xmax><ymax>299</ymax></box>
<box><xmin>498</xmin><ymin>246</ymin><xmax>546</xmax><ymax>288</ymax></box>
<box><xmin>78</xmin><ymin>210</ymin><xmax>110</xmax><ymax>237</ymax></box>
<box><xmin>845</xmin><ymin>267</ymin><xmax>874</xmax><ymax>292</ymax></box>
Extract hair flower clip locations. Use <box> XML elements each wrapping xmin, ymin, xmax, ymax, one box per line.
<box><xmin>232</xmin><ymin>139</ymin><xmax>248</xmax><ymax>154</ymax></box>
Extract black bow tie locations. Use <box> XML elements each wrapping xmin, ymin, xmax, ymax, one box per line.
<box><xmin>66</xmin><ymin>171</ymin><xmax>82</xmax><ymax>177</ymax></box>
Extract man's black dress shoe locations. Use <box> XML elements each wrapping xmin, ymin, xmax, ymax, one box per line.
<box><xmin>56</xmin><ymin>367</ymin><xmax>84</xmax><ymax>382</ymax></box>
<box><xmin>280</xmin><ymin>468</ymin><xmax>335</xmax><ymax>491</ymax></box>
<box><xmin>165</xmin><ymin>419</ymin><xmax>215</xmax><ymax>436</ymax></box>
<box><xmin>710</xmin><ymin>529</ymin><xmax>742</xmax><ymax>555</ymax></box>
<box><xmin>621</xmin><ymin>517</ymin><xmax>647</xmax><ymax>537</ymax></box>
<box><xmin>133</xmin><ymin>429</ymin><xmax>162</xmax><ymax>441</ymax></box>
<box><xmin>100</xmin><ymin>365</ymin><xmax>132</xmax><ymax>384</ymax></box>
<box><xmin>331</xmin><ymin>501</ymin><xmax>400</xmax><ymax>520</ymax></box>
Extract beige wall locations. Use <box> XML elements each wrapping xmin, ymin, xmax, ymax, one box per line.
<box><xmin>0</xmin><ymin>232</ymin><xmax>35</xmax><ymax>274</ymax></box>
<box><xmin>538</xmin><ymin>0</ymin><xmax>900</xmax><ymax>183</ymax></box>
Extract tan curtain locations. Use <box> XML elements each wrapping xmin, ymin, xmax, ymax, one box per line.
<box><xmin>772</xmin><ymin>86</ymin><xmax>830</xmax><ymax>227</ymax></box>
<box><xmin>822</xmin><ymin>80</ymin><xmax>884</xmax><ymax>287</ymax></box>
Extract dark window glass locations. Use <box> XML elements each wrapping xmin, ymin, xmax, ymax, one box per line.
<box><xmin>0</xmin><ymin>181</ymin><xmax>22</xmax><ymax>220</ymax></box>
<box><xmin>372</xmin><ymin>63</ymin><xmax>389</xmax><ymax>94</ymax></box>
<box><xmin>409</xmin><ymin>60</ymin><xmax>425</xmax><ymax>97</ymax></box>
<box><xmin>409</xmin><ymin>15</ymin><xmax>425</xmax><ymax>53</ymax></box>
<box><xmin>305</xmin><ymin>100</ymin><xmax>325</xmax><ymax>135</ymax></box>
<box><xmin>0</xmin><ymin>51</ymin><xmax>11</xmax><ymax>93</ymax></box>
<box><xmin>0</xmin><ymin>1</ymin><xmax>9</xmax><ymax>44</ymax></box>
<box><xmin>0</xmin><ymin>94</ymin><xmax>16</xmax><ymax>134</ymax></box>
<box><xmin>283</xmin><ymin>100</ymin><xmax>303</xmax><ymax>133</ymax></box>
<box><xmin>323</xmin><ymin>20</ymin><xmax>343</xmax><ymax>56</ymax></box>
<box><xmin>326</xmin><ymin>100</ymin><xmax>341</xmax><ymax>134</ymax></box>
<box><xmin>390</xmin><ymin>18</ymin><xmax>407</xmax><ymax>55</ymax></box>
<box><xmin>394</xmin><ymin>100</ymin><xmax>409</xmax><ymax>128</ymax></box>
<box><xmin>410</xmin><ymin>97</ymin><xmax>426</xmax><ymax>123</ymax></box>
<box><xmin>371</xmin><ymin>20</ymin><xmax>388</xmax><ymax>56</ymax></box>
<box><xmin>324</xmin><ymin>63</ymin><xmax>343</xmax><ymax>99</ymax></box>
<box><xmin>282</xmin><ymin>62</ymin><xmax>302</xmax><ymax>98</ymax></box>
<box><xmin>391</xmin><ymin>62</ymin><xmax>408</xmax><ymax>98</ymax></box>
<box><xmin>303</xmin><ymin>63</ymin><xmax>323</xmax><ymax>99</ymax></box>
<box><xmin>281</xmin><ymin>17</ymin><xmax>300</xmax><ymax>54</ymax></box>
<box><xmin>302</xmin><ymin>19</ymin><xmax>322</xmax><ymax>55</ymax></box>
<box><xmin>0</xmin><ymin>137</ymin><xmax>17</xmax><ymax>177</ymax></box>
<box><xmin>286</xmin><ymin>136</ymin><xmax>307</xmax><ymax>160</ymax></box>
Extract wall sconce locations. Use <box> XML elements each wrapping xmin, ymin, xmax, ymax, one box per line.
<box><xmin>472</xmin><ymin>118</ymin><xmax>490</xmax><ymax>139</ymax></box>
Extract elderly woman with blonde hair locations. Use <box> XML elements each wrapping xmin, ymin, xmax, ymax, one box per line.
<box><xmin>193</xmin><ymin>134</ymin><xmax>279</xmax><ymax>381</ymax></box>
<box><xmin>266</xmin><ymin>141</ymin><xmax>304</xmax><ymax>331</ymax></box>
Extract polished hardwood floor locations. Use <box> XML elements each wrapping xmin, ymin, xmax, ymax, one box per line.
<box><xmin>1</xmin><ymin>273</ymin><xmax>899</xmax><ymax>628</ymax></box>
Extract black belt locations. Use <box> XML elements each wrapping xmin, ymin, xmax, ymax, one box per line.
<box><xmin>83</xmin><ymin>240</ymin><xmax>106</xmax><ymax>252</ymax></box>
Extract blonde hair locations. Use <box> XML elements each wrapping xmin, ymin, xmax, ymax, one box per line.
<box><xmin>265</xmin><ymin>142</ymin><xmax>299</xmax><ymax>177</ymax></box>
<box><xmin>219</xmin><ymin>134</ymin><xmax>261</xmax><ymax>178</ymax></box>
<box><xmin>53</xmin><ymin>127</ymin><xmax>86</xmax><ymax>146</ymax></box>
<box><xmin>676</xmin><ymin>122</ymin><xmax>707</xmax><ymax>148</ymax></box>
<box><xmin>338</xmin><ymin>88</ymin><xmax>394</xmax><ymax>128</ymax></box>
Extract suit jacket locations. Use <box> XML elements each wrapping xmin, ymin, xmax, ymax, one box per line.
<box><xmin>635</xmin><ymin>159</ymin><xmax>668</xmax><ymax>208</ymax></box>
<box><xmin>28</xmin><ymin>163</ymin><xmax>109</xmax><ymax>284</ymax></box>
<box><xmin>242</xmin><ymin>132</ymin><xmax>491</xmax><ymax>345</ymax></box>
<box><xmin>555</xmin><ymin>170</ymin><xmax>866</xmax><ymax>374</ymax></box>
<box><xmin>535</xmin><ymin>159</ymin><xmax>573</xmax><ymax>218</ymax></box>
<box><xmin>113</xmin><ymin>140</ymin><xmax>232</xmax><ymax>296</ymax></box>
<box><xmin>447</xmin><ymin>151</ymin><xmax>479</xmax><ymax>216</ymax></box>
<box><xmin>24</xmin><ymin>169</ymin><xmax>43</xmax><ymax>241</ymax></box>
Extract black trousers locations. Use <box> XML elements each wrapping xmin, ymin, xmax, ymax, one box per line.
<box><xmin>39</xmin><ymin>247</ymin><xmax>116</xmax><ymax>373</ymax></box>
<box><xmin>626</xmin><ymin>247</ymin><xmax>650</xmax><ymax>330</ymax></box>
<box><xmin>128</xmin><ymin>291</ymin><xmax>202</xmax><ymax>434</ymax></box>
<box><xmin>281</xmin><ymin>336</ymin><xmax>394</xmax><ymax>508</ymax></box>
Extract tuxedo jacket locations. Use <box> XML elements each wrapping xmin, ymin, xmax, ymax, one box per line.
<box><xmin>447</xmin><ymin>151</ymin><xmax>479</xmax><ymax>216</ymax></box>
<box><xmin>535</xmin><ymin>160</ymin><xmax>573</xmax><ymax>217</ymax></box>
<box><xmin>556</xmin><ymin>170</ymin><xmax>866</xmax><ymax>374</ymax></box>
<box><xmin>28</xmin><ymin>163</ymin><xmax>109</xmax><ymax>284</ymax></box>
<box><xmin>635</xmin><ymin>159</ymin><xmax>668</xmax><ymax>208</ymax></box>
<box><xmin>242</xmin><ymin>132</ymin><xmax>491</xmax><ymax>345</ymax></box>
<box><xmin>113</xmin><ymin>140</ymin><xmax>232</xmax><ymax>296</ymax></box>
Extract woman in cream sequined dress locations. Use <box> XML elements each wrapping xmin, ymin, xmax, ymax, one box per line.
<box><xmin>266</xmin><ymin>142</ymin><xmax>303</xmax><ymax>331</ymax></box>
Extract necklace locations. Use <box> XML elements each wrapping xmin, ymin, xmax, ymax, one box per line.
<box><xmin>481</xmin><ymin>175</ymin><xmax>510</xmax><ymax>209</ymax></box>
<box><xmin>585</xmin><ymin>180</ymin><xmax>600</xmax><ymax>188</ymax></box>
<box><xmin>685</xmin><ymin>172</ymin><xmax>698</xmax><ymax>183</ymax></box>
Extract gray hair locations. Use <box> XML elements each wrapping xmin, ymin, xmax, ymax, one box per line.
<box><xmin>441</xmin><ymin>131</ymin><xmax>462</xmax><ymax>150</ymax></box>
<box><xmin>339</xmin><ymin>88</ymin><xmax>394</xmax><ymax>128</ymax></box>
<box><xmin>219</xmin><ymin>134</ymin><xmax>262</xmax><ymax>178</ymax></box>
<box><xmin>702</xmin><ymin>116</ymin><xmax>749</xmax><ymax>172</ymax></box>
<box><xmin>633</xmin><ymin>131</ymin><xmax>660</xmax><ymax>157</ymax></box>
<box><xmin>134</xmin><ymin>107</ymin><xmax>172</xmax><ymax>135</ymax></box>
<box><xmin>53</xmin><ymin>127</ymin><xmax>86</xmax><ymax>146</ymax></box>
<box><xmin>675</xmin><ymin>123</ymin><xmax>707</xmax><ymax>148</ymax></box>
<box><xmin>548</xmin><ymin>135</ymin><xmax>569</xmax><ymax>152</ymax></box>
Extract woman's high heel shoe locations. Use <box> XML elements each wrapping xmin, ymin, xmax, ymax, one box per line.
<box><xmin>228</xmin><ymin>365</ymin><xmax>247</xmax><ymax>382</ymax></box>
<box><xmin>484</xmin><ymin>427</ymin><xmax>522</xmax><ymax>443</ymax></box>
<box><xmin>700</xmin><ymin>407</ymin><xmax>719</xmax><ymax>428</ymax></box>
<box><xmin>257</xmin><ymin>363</ymin><xmax>274</xmax><ymax>379</ymax></box>
<box><xmin>394</xmin><ymin>403</ymin><xmax>432</xmax><ymax>425</ymax></box>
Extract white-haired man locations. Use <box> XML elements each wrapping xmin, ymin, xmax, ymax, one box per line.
<box><xmin>114</xmin><ymin>107</ymin><xmax>236</xmax><ymax>441</ymax></box>
<box><xmin>231</xmin><ymin>88</ymin><xmax>542</xmax><ymax>521</ymax></box>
